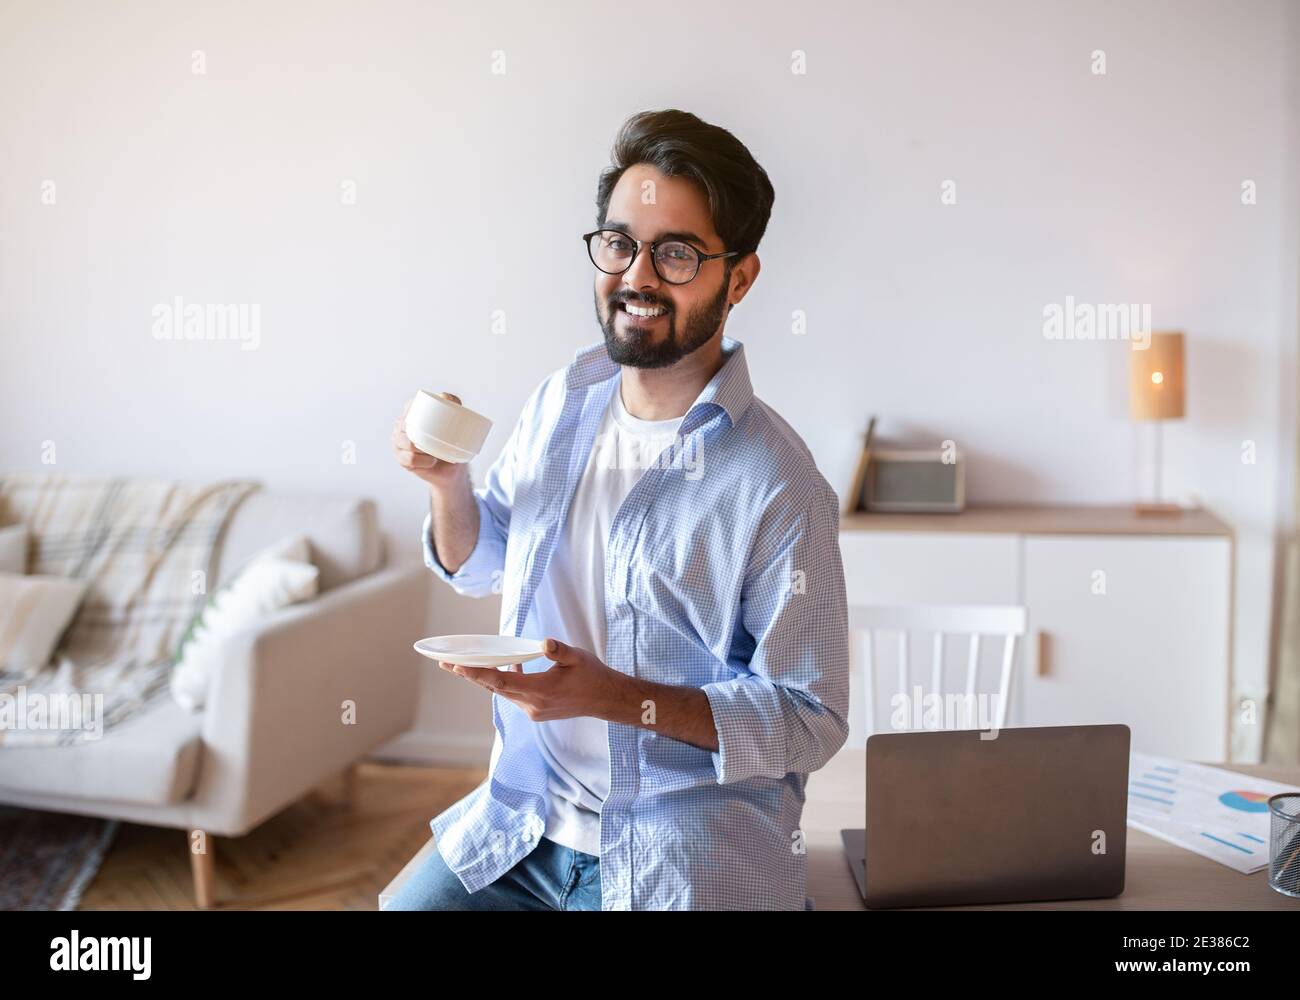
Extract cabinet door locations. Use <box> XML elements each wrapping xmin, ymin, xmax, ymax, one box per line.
<box><xmin>1022</xmin><ymin>535</ymin><xmax>1230</xmax><ymax>760</ymax></box>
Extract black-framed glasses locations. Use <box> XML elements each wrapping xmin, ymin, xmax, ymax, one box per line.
<box><xmin>582</xmin><ymin>228</ymin><xmax>739</xmax><ymax>285</ymax></box>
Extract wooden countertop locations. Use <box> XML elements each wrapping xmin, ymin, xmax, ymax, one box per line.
<box><xmin>805</xmin><ymin>748</ymin><xmax>1299</xmax><ymax>911</ymax></box>
<box><xmin>382</xmin><ymin>747</ymin><xmax>1294</xmax><ymax>911</ymax></box>
<box><xmin>841</xmin><ymin>504</ymin><xmax>1232</xmax><ymax>538</ymax></box>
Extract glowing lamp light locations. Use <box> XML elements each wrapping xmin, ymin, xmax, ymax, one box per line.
<box><xmin>1130</xmin><ymin>333</ymin><xmax>1184</xmax><ymax>421</ymax></box>
<box><xmin>1130</xmin><ymin>331</ymin><xmax>1186</xmax><ymax>514</ymax></box>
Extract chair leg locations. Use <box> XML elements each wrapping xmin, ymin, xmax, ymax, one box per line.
<box><xmin>188</xmin><ymin>829</ymin><xmax>216</xmax><ymax>909</ymax></box>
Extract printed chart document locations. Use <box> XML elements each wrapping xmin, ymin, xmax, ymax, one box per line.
<box><xmin>1126</xmin><ymin>752</ymin><xmax>1300</xmax><ymax>874</ymax></box>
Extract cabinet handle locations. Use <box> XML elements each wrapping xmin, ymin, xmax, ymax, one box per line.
<box><xmin>1036</xmin><ymin>630</ymin><xmax>1050</xmax><ymax>677</ymax></box>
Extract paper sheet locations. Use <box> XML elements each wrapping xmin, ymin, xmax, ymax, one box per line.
<box><xmin>1125</xmin><ymin>752</ymin><xmax>1300</xmax><ymax>875</ymax></box>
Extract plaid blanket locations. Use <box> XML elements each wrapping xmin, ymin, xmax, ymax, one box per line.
<box><xmin>0</xmin><ymin>474</ymin><xmax>260</xmax><ymax>746</ymax></box>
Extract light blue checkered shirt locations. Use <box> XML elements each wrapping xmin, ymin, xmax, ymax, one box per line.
<box><xmin>421</xmin><ymin>336</ymin><xmax>850</xmax><ymax>910</ymax></box>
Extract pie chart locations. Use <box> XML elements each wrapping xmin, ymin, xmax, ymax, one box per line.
<box><xmin>1219</xmin><ymin>790</ymin><xmax>1271</xmax><ymax>813</ymax></box>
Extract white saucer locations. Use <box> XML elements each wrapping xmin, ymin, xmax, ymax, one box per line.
<box><xmin>413</xmin><ymin>634</ymin><xmax>548</xmax><ymax>669</ymax></box>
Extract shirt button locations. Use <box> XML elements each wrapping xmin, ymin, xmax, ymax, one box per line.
<box><xmin>622</xmin><ymin>753</ymin><xmax>629</xmax><ymax>767</ymax></box>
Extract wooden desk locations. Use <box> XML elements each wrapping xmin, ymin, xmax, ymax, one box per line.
<box><xmin>380</xmin><ymin>750</ymin><xmax>1299</xmax><ymax>910</ymax></box>
<box><xmin>805</xmin><ymin>748</ymin><xmax>1300</xmax><ymax>910</ymax></box>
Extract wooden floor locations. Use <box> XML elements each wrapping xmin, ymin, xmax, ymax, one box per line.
<box><xmin>78</xmin><ymin>761</ymin><xmax>486</xmax><ymax>911</ymax></box>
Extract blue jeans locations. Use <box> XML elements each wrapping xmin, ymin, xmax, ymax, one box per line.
<box><xmin>383</xmin><ymin>835</ymin><xmax>602</xmax><ymax>911</ymax></box>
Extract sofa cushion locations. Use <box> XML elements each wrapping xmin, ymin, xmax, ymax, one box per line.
<box><xmin>0</xmin><ymin>695</ymin><xmax>203</xmax><ymax>806</ymax></box>
<box><xmin>0</xmin><ymin>572</ymin><xmax>90</xmax><ymax>676</ymax></box>
<box><xmin>216</xmin><ymin>493</ymin><xmax>381</xmax><ymax>592</ymax></box>
<box><xmin>172</xmin><ymin>538</ymin><xmax>319</xmax><ymax>712</ymax></box>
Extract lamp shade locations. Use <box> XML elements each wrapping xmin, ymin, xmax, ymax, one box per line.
<box><xmin>1130</xmin><ymin>331</ymin><xmax>1186</xmax><ymax>421</ymax></box>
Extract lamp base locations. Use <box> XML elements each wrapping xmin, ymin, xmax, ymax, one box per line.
<box><xmin>1134</xmin><ymin>501</ymin><xmax>1184</xmax><ymax>517</ymax></box>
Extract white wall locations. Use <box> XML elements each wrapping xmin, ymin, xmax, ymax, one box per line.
<box><xmin>1</xmin><ymin>0</ymin><xmax>1296</xmax><ymax>764</ymax></box>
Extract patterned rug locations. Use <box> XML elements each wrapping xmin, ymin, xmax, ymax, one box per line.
<box><xmin>0</xmin><ymin>806</ymin><xmax>118</xmax><ymax>910</ymax></box>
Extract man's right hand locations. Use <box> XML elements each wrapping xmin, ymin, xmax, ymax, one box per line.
<box><xmin>393</xmin><ymin>396</ymin><xmax>470</xmax><ymax>490</ymax></box>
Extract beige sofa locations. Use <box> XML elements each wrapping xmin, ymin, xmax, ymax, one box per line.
<box><xmin>0</xmin><ymin>491</ymin><xmax>431</xmax><ymax>907</ymax></box>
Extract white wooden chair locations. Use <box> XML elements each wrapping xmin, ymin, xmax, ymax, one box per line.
<box><xmin>849</xmin><ymin>604</ymin><xmax>1028</xmax><ymax>736</ymax></box>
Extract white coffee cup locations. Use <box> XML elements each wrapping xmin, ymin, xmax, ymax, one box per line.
<box><xmin>404</xmin><ymin>390</ymin><xmax>492</xmax><ymax>464</ymax></box>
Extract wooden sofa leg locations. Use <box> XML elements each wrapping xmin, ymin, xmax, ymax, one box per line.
<box><xmin>188</xmin><ymin>829</ymin><xmax>216</xmax><ymax>909</ymax></box>
<box><xmin>342</xmin><ymin>763</ymin><xmax>359</xmax><ymax>810</ymax></box>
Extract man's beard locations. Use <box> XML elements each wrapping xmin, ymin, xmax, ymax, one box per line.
<box><xmin>595</xmin><ymin>272</ymin><xmax>730</xmax><ymax>370</ymax></box>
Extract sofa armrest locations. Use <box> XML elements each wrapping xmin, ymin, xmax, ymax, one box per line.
<box><xmin>193</xmin><ymin>561</ymin><xmax>431</xmax><ymax>835</ymax></box>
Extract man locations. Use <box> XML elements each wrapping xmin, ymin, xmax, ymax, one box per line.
<box><xmin>386</xmin><ymin>109</ymin><xmax>848</xmax><ymax>911</ymax></box>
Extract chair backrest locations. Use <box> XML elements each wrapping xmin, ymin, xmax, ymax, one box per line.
<box><xmin>848</xmin><ymin>604</ymin><xmax>1028</xmax><ymax>736</ymax></box>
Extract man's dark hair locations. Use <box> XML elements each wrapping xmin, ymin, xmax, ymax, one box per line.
<box><xmin>595</xmin><ymin>109</ymin><xmax>775</xmax><ymax>259</ymax></box>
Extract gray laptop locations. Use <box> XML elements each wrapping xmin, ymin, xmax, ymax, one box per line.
<box><xmin>841</xmin><ymin>724</ymin><xmax>1130</xmax><ymax>908</ymax></box>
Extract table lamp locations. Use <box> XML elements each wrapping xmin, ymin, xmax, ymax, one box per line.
<box><xmin>1130</xmin><ymin>330</ymin><xmax>1186</xmax><ymax>515</ymax></box>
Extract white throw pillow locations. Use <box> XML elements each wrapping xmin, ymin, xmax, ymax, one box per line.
<box><xmin>240</xmin><ymin>533</ymin><xmax>311</xmax><ymax>568</ymax></box>
<box><xmin>0</xmin><ymin>571</ymin><xmax>89</xmax><ymax>676</ymax></box>
<box><xmin>0</xmin><ymin>524</ymin><xmax>27</xmax><ymax>574</ymax></box>
<box><xmin>170</xmin><ymin>535</ymin><xmax>319</xmax><ymax>712</ymax></box>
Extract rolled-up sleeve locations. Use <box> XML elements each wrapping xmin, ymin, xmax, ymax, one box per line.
<box><xmin>421</xmin><ymin>497</ymin><xmax>506</xmax><ymax>597</ymax></box>
<box><xmin>701</xmin><ymin>483</ymin><xmax>850</xmax><ymax>785</ymax></box>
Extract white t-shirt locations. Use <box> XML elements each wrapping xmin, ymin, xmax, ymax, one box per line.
<box><xmin>523</xmin><ymin>374</ymin><xmax>685</xmax><ymax>856</ymax></box>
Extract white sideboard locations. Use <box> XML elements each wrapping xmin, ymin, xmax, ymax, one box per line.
<box><xmin>838</xmin><ymin>505</ymin><xmax>1233</xmax><ymax>760</ymax></box>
